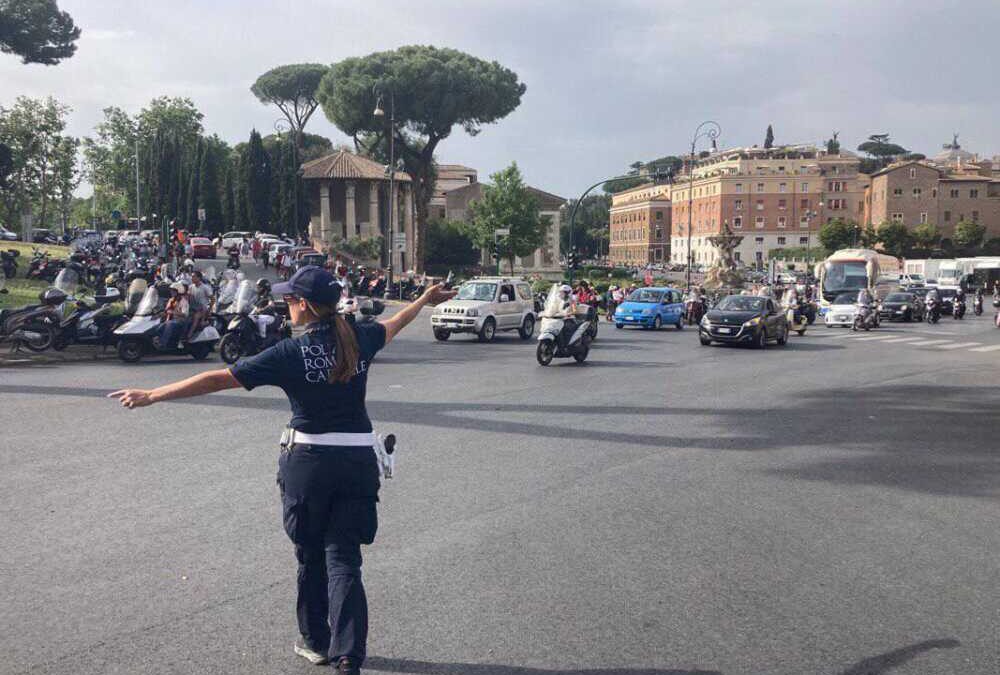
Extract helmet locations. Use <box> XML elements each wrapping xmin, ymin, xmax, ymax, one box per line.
<box><xmin>170</xmin><ymin>281</ymin><xmax>187</xmax><ymax>294</ymax></box>
<box><xmin>256</xmin><ymin>278</ymin><xmax>271</xmax><ymax>294</ymax></box>
<box><xmin>560</xmin><ymin>284</ymin><xmax>572</xmax><ymax>294</ymax></box>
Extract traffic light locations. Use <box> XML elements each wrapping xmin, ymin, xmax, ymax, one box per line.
<box><xmin>567</xmin><ymin>250</ymin><xmax>579</xmax><ymax>270</ymax></box>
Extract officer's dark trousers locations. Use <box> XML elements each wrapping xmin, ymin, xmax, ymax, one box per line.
<box><xmin>277</xmin><ymin>444</ymin><xmax>380</xmax><ymax>665</ymax></box>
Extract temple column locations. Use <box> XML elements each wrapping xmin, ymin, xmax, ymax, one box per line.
<box><xmin>319</xmin><ymin>183</ymin><xmax>332</xmax><ymax>244</ymax></box>
<box><xmin>367</xmin><ymin>181</ymin><xmax>379</xmax><ymax>240</ymax></box>
<box><xmin>345</xmin><ymin>181</ymin><xmax>357</xmax><ymax>239</ymax></box>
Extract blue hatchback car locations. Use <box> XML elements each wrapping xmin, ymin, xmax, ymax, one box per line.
<box><xmin>613</xmin><ymin>286</ymin><xmax>685</xmax><ymax>330</ymax></box>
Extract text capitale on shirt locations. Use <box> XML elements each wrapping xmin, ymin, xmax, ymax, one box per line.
<box><xmin>300</xmin><ymin>344</ymin><xmax>368</xmax><ymax>383</ymax></box>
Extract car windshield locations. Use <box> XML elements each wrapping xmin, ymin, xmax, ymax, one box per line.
<box><xmin>457</xmin><ymin>282</ymin><xmax>496</xmax><ymax>301</ymax></box>
<box><xmin>823</xmin><ymin>260</ymin><xmax>868</xmax><ymax>293</ymax></box>
<box><xmin>938</xmin><ymin>288</ymin><xmax>957</xmax><ymax>298</ymax></box>
<box><xmin>909</xmin><ymin>274</ymin><xmax>925</xmax><ymax>281</ymax></box>
<box><xmin>833</xmin><ymin>293</ymin><xmax>859</xmax><ymax>305</ymax></box>
<box><xmin>627</xmin><ymin>289</ymin><xmax>664</xmax><ymax>303</ymax></box>
<box><xmin>885</xmin><ymin>293</ymin><xmax>911</xmax><ymax>302</ymax></box>
<box><xmin>716</xmin><ymin>295</ymin><xmax>765</xmax><ymax>312</ymax></box>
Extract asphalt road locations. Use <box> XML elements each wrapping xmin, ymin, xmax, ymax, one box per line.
<box><xmin>1</xmin><ymin>279</ymin><xmax>998</xmax><ymax>675</ymax></box>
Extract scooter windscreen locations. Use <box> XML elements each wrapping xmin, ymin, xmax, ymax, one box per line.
<box><xmin>232</xmin><ymin>280</ymin><xmax>257</xmax><ymax>314</ymax></box>
<box><xmin>217</xmin><ymin>279</ymin><xmax>239</xmax><ymax>306</ymax></box>
<box><xmin>125</xmin><ymin>278</ymin><xmax>148</xmax><ymax>314</ymax></box>
<box><xmin>134</xmin><ymin>287</ymin><xmax>161</xmax><ymax>317</ymax></box>
<box><xmin>542</xmin><ymin>284</ymin><xmax>568</xmax><ymax>318</ymax></box>
<box><xmin>54</xmin><ymin>267</ymin><xmax>80</xmax><ymax>298</ymax></box>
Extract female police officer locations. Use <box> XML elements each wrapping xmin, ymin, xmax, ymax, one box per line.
<box><xmin>109</xmin><ymin>265</ymin><xmax>454</xmax><ymax>673</ymax></box>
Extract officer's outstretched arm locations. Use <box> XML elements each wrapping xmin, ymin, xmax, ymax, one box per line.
<box><xmin>381</xmin><ymin>283</ymin><xmax>457</xmax><ymax>344</ymax></box>
<box><xmin>108</xmin><ymin>369</ymin><xmax>240</xmax><ymax>409</ymax></box>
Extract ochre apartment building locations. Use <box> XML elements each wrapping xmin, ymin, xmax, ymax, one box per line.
<box><xmin>609</xmin><ymin>145</ymin><xmax>868</xmax><ymax>268</ymax></box>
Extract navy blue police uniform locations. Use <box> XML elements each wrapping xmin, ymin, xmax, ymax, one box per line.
<box><xmin>229</xmin><ymin>267</ymin><xmax>386</xmax><ymax>667</ymax></box>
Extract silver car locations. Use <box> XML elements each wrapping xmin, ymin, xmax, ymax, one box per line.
<box><xmin>430</xmin><ymin>277</ymin><xmax>536</xmax><ymax>342</ymax></box>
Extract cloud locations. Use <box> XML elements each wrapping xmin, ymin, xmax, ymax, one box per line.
<box><xmin>2</xmin><ymin>0</ymin><xmax>999</xmax><ymax>198</ymax></box>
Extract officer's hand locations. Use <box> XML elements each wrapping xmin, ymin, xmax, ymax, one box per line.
<box><xmin>420</xmin><ymin>283</ymin><xmax>457</xmax><ymax>306</ymax></box>
<box><xmin>108</xmin><ymin>389</ymin><xmax>154</xmax><ymax>409</ymax></box>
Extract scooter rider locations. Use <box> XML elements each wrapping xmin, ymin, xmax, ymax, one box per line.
<box><xmin>161</xmin><ymin>281</ymin><xmax>190</xmax><ymax>348</ymax></box>
<box><xmin>252</xmin><ymin>278</ymin><xmax>278</xmax><ymax>339</ymax></box>
<box><xmin>108</xmin><ymin>266</ymin><xmax>456</xmax><ymax>674</ymax></box>
<box><xmin>854</xmin><ymin>287</ymin><xmax>873</xmax><ymax>330</ymax></box>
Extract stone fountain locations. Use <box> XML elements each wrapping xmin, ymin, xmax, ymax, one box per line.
<box><xmin>702</xmin><ymin>221</ymin><xmax>745</xmax><ymax>290</ymax></box>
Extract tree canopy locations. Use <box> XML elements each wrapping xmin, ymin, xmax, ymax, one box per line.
<box><xmin>317</xmin><ymin>45</ymin><xmax>526</xmax><ymax>271</ymax></box>
<box><xmin>251</xmin><ymin>63</ymin><xmax>328</xmax><ymax>145</ymax></box>
<box><xmin>464</xmin><ymin>163</ymin><xmax>546</xmax><ymax>273</ymax></box>
<box><xmin>953</xmin><ymin>220</ymin><xmax>986</xmax><ymax>251</ymax></box>
<box><xmin>764</xmin><ymin>124</ymin><xmax>774</xmax><ymax>149</ymax></box>
<box><xmin>876</xmin><ymin>221</ymin><xmax>912</xmax><ymax>258</ymax></box>
<box><xmin>818</xmin><ymin>218</ymin><xmax>856</xmax><ymax>251</ymax></box>
<box><xmin>0</xmin><ymin>0</ymin><xmax>79</xmax><ymax>65</ymax></box>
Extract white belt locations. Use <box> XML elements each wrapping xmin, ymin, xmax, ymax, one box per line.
<box><xmin>287</xmin><ymin>430</ymin><xmax>376</xmax><ymax>447</ymax></box>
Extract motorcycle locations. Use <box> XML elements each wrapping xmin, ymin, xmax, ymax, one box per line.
<box><xmin>0</xmin><ymin>275</ymin><xmax>65</xmax><ymax>351</ymax></box>
<box><xmin>685</xmin><ymin>297</ymin><xmax>704</xmax><ymax>325</ymax></box>
<box><xmin>536</xmin><ymin>284</ymin><xmax>591</xmax><ymax>366</ymax></box>
<box><xmin>113</xmin><ymin>285</ymin><xmax>220</xmax><ymax>362</ymax></box>
<box><xmin>953</xmin><ymin>296</ymin><xmax>966</xmax><ymax>320</ymax></box>
<box><xmin>994</xmin><ymin>298</ymin><xmax>1000</xmax><ymax>328</ymax></box>
<box><xmin>925</xmin><ymin>297</ymin><xmax>941</xmax><ymax>324</ymax></box>
<box><xmin>218</xmin><ymin>281</ymin><xmax>290</xmax><ymax>364</ymax></box>
<box><xmin>50</xmin><ymin>268</ymin><xmax>123</xmax><ymax>351</ymax></box>
<box><xmin>1</xmin><ymin>248</ymin><xmax>18</xmax><ymax>279</ymax></box>
<box><xmin>785</xmin><ymin>300</ymin><xmax>808</xmax><ymax>336</ymax></box>
<box><xmin>973</xmin><ymin>293</ymin><xmax>983</xmax><ymax>316</ymax></box>
<box><xmin>227</xmin><ymin>250</ymin><xmax>241</xmax><ymax>270</ymax></box>
<box><xmin>852</xmin><ymin>304</ymin><xmax>877</xmax><ymax>331</ymax></box>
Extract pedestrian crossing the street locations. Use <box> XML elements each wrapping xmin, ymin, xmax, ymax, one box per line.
<box><xmin>810</xmin><ymin>329</ymin><xmax>999</xmax><ymax>356</ymax></box>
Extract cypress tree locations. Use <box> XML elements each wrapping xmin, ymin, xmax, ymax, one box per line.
<box><xmin>243</xmin><ymin>129</ymin><xmax>272</xmax><ymax>232</ymax></box>
<box><xmin>764</xmin><ymin>124</ymin><xmax>774</xmax><ymax>149</ymax></box>
<box><xmin>234</xmin><ymin>150</ymin><xmax>249</xmax><ymax>229</ymax></box>
<box><xmin>221</xmin><ymin>158</ymin><xmax>235</xmax><ymax>232</ymax></box>
<box><xmin>186</xmin><ymin>137</ymin><xmax>203</xmax><ymax>228</ymax></box>
<box><xmin>198</xmin><ymin>142</ymin><xmax>222</xmax><ymax>232</ymax></box>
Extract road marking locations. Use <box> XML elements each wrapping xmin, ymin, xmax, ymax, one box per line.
<box><xmin>851</xmin><ymin>335</ymin><xmax>896</xmax><ymax>341</ymax></box>
<box><xmin>880</xmin><ymin>337</ymin><xmax>931</xmax><ymax>343</ymax></box>
<box><xmin>936</xmin><ymin>342</ymin><xmax>982</xmax><ymax>350</ymax></box>
<box><xmin>906</xmin><ymin>339</ymin><xmax>954</xmax><ymax>347</ymax></box>
<box><xmin>968</xmin><ymin>344</ymin><xmax>1000</xmax><ymax>353</ymax></box>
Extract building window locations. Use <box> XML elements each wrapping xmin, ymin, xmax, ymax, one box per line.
<box><xmin>800</xmin><ymin>216</ymin><xmax>809</xmax><ymax>228</ymax></box>
<box><xmin>655</xmin><ymin>228</ymin><xmax>662</xmax><ymax>239</ymax></box>
<box><xmin>944</xmin><ymin>210</ymin><xmax>951</xmax><ymax>222</ymax></box>
<box><xmin>777</xmin><ymin>236</ymin><xmax>786</xmax><ymax>245</ymax></box>
<box><xmin>970</xmin><ymin>189</ymin><xmax>979</xmax><ymax>198</ymax></box>
<box><xmin>779</xmin><ymin>183</ymin><xmax>787</xmax><ymax>193</ymax></box>
<box><xmin>733</xmin><ymin>216</ymin><xmax>742</xmax><ymax>228</ymax></box>
<box><xmin>778</xmin><ymin>216</ymin><xmax>787</xmax><ymax>228</ymax></box>
<box><xmin>755</xmin><ymin>236</ymin><xmax>764</xmax><ymax>244</ymax></box>
<box><xmin>757</xmin><ymin>183</ymin><xmax>764</xmax><ymax>192</ymax></box>
<box><xmin>893</xmin><ymin>188</ymin><xmax>902</xmax><ymax>196</ymax></box>
<box><xmin>734</xmin><ymin>251</ymin><xmax>741</xmax><ymax>262</ymax></box>
<box><xmin>800</xmin><ymin>198</ymin><xmax>809</xmax><ymax>209</ymax></box>
<box><xmin>778</xmin><ymin>199</ymin><xmax>786</xmax><ymax>210</ymax></box>
<box><xmin>891</xmin><ymin>213</ymin><xmax>903</xmax><ymax>223</ymax></box>
<box><xmin>920</xmin><ymin>212</ymin><xmax>928</xmax><ymax>224</ymax></box>
<box><xmin>799</xmin><ymin>237</ymin><xmax>808</xmax><ymax>245</ymax></box>
<box><xmin>801</xmin><ymin>182</ymin><xmax>809</xmax><ymax>192</ymax></box>
<box><xmin>755</xmin><ymin>216</ymin><xmax>765</xmax><ymax>228</ymax></box>
<box><xmin>973</xmin><ymin>210</ymin><xmax>979</xmax><ymax>221</ymax></box>
<box><xmin>932</xmin><ymin>188</ymin><xmax>937</xmax><ymax>198</ymax></box>
<box><xmin>734</xmin><ymin>199</ymin><xmax>743</xmax><ymax>210</ymax></box>
<box><xmin>756</xmin><ymin>200</ymin><xmax>764</xmax><ymax>211</ymax></box>
<box><xmin>912</xmin><ymin>188</ymin><xmax>922</xmax><ymax>198</ymax></box>
<box><xmin>950</xmin><ymin>189</ymin><xmax>959</xmax><ymax>198</ymax></box>
<box><xmin>735</xmin><ymin>183</ymin><xmax>743</xmax><ymax>193</ymax></box>
<box><xmin>909</xmin><ymin>167</ymin><xmax>916</xmax><ymax>179</ymax></box>
<box><xmin>655</xmin><ymin>210</ymin><xmax>663</xmax><ymax>220</ymax></box>
<box><xmin>778</xmin><ymin>166</ymin><xmax>785</xmax><ymax>173</ymax></box>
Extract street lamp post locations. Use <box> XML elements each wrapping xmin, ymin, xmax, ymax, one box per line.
<box><xmin>373</xmin><ymin>86</ymin><xmax>395</xmax><ymax>298</ymax></box>
<box><xmin>686</xmin><ymin>121</ymin><xmax>721</xmax><ymax>290</ymax></box>
<box><xmin>566</xmin><ymin>171</ymin><xmax>667</xmax><ymax>284</ymax></box>
<box><xmin>274</xmin><ymin>118</ymin><xmax>297</xmax><ymax>237</ymax></box>
<box><xmin>804</xmin><ymin>202</ymin><xmax>823</xmax><ymax>270</ymax></box>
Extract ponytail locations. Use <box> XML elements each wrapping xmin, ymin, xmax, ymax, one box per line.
<box><xmin>304</xmin><ymin>300</ymin><xmax>360</xmax><ymax>384</ymax></box>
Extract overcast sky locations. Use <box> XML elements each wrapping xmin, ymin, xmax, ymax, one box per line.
<box><xmin>4</xmin><ymin>0</ymin><xmax>1000</xmax><ymax>198</ymax></box>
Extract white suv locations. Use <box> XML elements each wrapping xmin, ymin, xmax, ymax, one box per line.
<box><xmin>430</xmin><ymin>277</ymin><xmax>536</xmax><ymax>342</ymax></box>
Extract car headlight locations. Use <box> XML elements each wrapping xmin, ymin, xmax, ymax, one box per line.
<box><xmin>743</xmin><ymin>316</ymin><xmax>761</xmax><ymax>327</ymax></box>
<box><xmin>465</xmin><ymin>308</ymin><xmax>478</xmax><ymax>317</ymax></box>
<box><xmin>641</xmin><ymin>308</ymin><xmax>653</xmax><ymax>316</ymax></box>
<box><xmin>700</xmin><ymin>315</ymin><xmax>710</xmax><ymax>326</ymax></box>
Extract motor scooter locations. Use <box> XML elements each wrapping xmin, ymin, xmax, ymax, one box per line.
<box><xmin>952</xmin><ymin>296</ymin><xmax>966</xmax><ymax>320</ymax></box>
<box><xmin>113</xmin><ymin>286</ymin><xmax>220</xmax><ymax>362</ymax></box>
<box><xmin>852</xmin><ymin>303</ymin><xmax>877</xmax><ymax>331</ymax></box>
<box><xmin>973</xmin><ymin>293</ymin><xmax>983</xmax><ymax>316</ymax></box>
<box><xmin>785</xmin><ymin>299</ymin><xmax>808</xmax><ymax>336</ymax></box>
<box><xmin>536</xmin><ymin>285</ymin><xmax>591</xmax><ymax>366</ymax></box>
<box><xmin>0</xmin><ymin>276</ymin><xmax>65</xmax><ymax>351</ymax></box>
<box><xmin>218</xmin><ymin>280</ymin><xmax>290</xmax><ymax>364</ymax></box>
<box><xmin>926</xmin><ymin>297</ymin><xmax>941</xmax><ymax>324</ymax></box>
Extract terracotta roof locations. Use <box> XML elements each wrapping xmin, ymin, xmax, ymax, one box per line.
<box><xmin>436</xmin><ymin>164</ymin><xmax>476</xmax><ymax>172</ymax></box>
<box><xmin>300</xmin><ymin>150</ymin><xmax>411</xmax><ymax>182</ymax></box>
<box><xmin>870</xmin><ymin>160</ymin><xmax>942</xmax><ymax>179</ymax></box>
<box><xmin>525</xmin><ymin>186</ymin><xmax>567</xmax><ymax>210</ymax></box>
<box><xmin>939</xmin><ymin>175</ymin><xmax>991</xmax><ymax>182</ymax></box>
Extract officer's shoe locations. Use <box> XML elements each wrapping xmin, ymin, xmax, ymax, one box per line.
<box><xmin>293</xmin><ymin>637</ymin><xmax>330</xmax><ymax>665</ymax></box>
<box><xmin>335</xmin><ymin>656</ymin><xmax>361</xmax><ymax>674</ymax></box>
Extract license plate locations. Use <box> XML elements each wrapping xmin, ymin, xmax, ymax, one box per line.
<box><xmin>836</xmin><ymin>315</ymin><xmax>847</xmax><ymax>321</ymax></box>
<box><xmin>625</xmin><ymin>317</ymin><xmax>635</xmax><ymax>321</ymax></box>
<box><xmin>717</xmin><ymin>327</ymin><xmax>733</xmax><ymax>334</ymax></box>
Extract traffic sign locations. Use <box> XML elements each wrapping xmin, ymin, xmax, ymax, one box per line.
<box><xmin>495</xmin><ymin>228</ymin><xmax>510</xmax><ymax>236</ymax></box>
<box><xmin>197</xmin><ymin>208</ymin><xmax>206</xmax><ymax>222</ymax></box>
<box><xmin>393</xmin><ymin>232</ymin><xmax>406</xmax><ymax>244</ymax></box>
